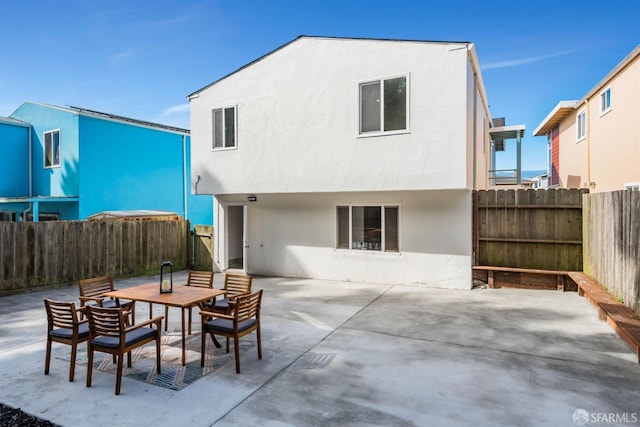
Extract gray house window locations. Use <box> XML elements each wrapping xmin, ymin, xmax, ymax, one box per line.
<box><xmin>337</xmin><ymin>205</ymin><xmax>399</xmax><ymax>252</ymax></box>
<box><xmin>359</xmin><ymin>75</ymin><xmax>408</xmax><ymax>135</ymax></box>
<box><xmin>44</xmin><ymin>129</ymin><xmax>60</xmax><ymax>168</ymax></box>
<box><xmin>212</xmin><ymin>106</ymin><xmax>236</xmax><ymax>149</ymax></box>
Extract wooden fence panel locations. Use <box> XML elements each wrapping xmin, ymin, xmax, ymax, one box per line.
<box><xmin>583</xmin><ymin>191</ymin><xmax>640</xmax><ymax>313</ymax></box>
<box><xmin>0</xmin><ymin>220</ymin><xmax>190</xmax><ymax>294</ymax></box>
<box><xmin>192</xmin><ymin>225</ymin><xmax>214</xmax><ymax>271</ymax></box>
<box><xmin>475</xmin><ymin>188</ymin><xmax>586</xmax><ymax>271</ymax></box>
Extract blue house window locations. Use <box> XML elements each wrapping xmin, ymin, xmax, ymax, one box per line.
<box><xmin>44</xmin><ymin>130</ymin><xmax>60</xmax><ymax>168</ymax></box>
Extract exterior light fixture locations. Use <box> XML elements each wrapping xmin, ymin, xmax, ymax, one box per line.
<box><xmin>160</xmin><ymin>261</ymin><xmax>173</xmax><ymax>293</ymax></box>
<box><xmin>247</xmin><ymin>195</ymin><xmax>257</xmax><ymax>202</ymax></box>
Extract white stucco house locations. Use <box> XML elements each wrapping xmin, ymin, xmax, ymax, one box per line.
<box><xmin>188</xmin><ymin>36</ymin><xmax>494</xmax><ymax>289</ymax></box>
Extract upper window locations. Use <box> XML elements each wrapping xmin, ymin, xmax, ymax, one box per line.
<box><xmin>576</xmin><ymin>110</ymin><xmax>586</xmax><ymax>141</ymax></box>
<box><xmin>359</xmin><ymin>75</ymin><xmax>408</xmax><ymax>135</ymax></box>
<box><xmin>336</xmin><ymin>205</ymin><xmax>399</xmax><ymax>252</ymax></box>
<box><xmin>212</xmin><ymin>106</ymin><xmax>236</xmax><ymax>149</ymax></box>
<box><xmin>44</xmin><ymin>130</ymin><xmax>60</xmax><ymax>168</ymax></box>
<box><xmin>600</xmin><ymin>87</ymin><xmax>611</xmax><ymax>115</ymax></box>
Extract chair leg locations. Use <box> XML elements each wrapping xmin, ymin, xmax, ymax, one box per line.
<box><xmin>86</xmin><ymin>346</ymin><xmax>93</xmax><ymax>388</ymax></box>
<box><xmin>164</xmin><ymin>305</ymin><xmax>169</xmax><ymax>331</ymax></box>
<box><xmin>201</xmin><ymin>328</ymin><xmax>207</xmax><ymax>367</ymax></box>
<box><xmin>127</xmin><ymin>350</ymin><xmax>132</xmax><ymax>368</ymax></box>
<box><xmin>44</xmin><ymin>338</ymin><xmax>52</xmax><ymax>375</ymax></box>
<box><xmin>257</xmin><ymin>326</ymin><xmax>262</xmax><ymax>360</ymax></box>
<box><xmin>234</xmin><ymin>336</ymin><xmax>241</xmax><ymax>374</ymax></box>
<box><xmin>69</xmin><ymin>341</ymin><xmax>77</xmax><ymax>382</ymax></box>
<box><xmin>156</xmin><ymin>335</ymin><xmax>161</xmax><ymax>374</ymax></box>
<box><xmin>188</xmin><ymin>307</ymin><xmax>192</xmax><ymax>335</ymax></box>
<box><xmin>225</xmin><ymin>336</ymin><xmax>230</xmax><ymax>353</ymax></box>
<box><xmin>212</xmin><ymin>335</ymin><xmax>222</xmax><ymax>348</ymax></box>
<box><xmin>115</xmin><ymin>355</ymin><xmax>123</xmax><ymax>395</ymax></box>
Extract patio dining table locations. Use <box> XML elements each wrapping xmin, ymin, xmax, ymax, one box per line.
<box><xmin>103</xmin><ymin>282</ymin><xmax>225</xmax><ymax>366</ymax></box>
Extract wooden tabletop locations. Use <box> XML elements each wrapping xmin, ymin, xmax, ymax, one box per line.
<box><xmin>103</xmin><ymin>282</ymin><xmax>225</xmax><ymax>308</ymax></box>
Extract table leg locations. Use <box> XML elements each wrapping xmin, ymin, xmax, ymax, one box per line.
<box><xmin>181</xmin><ymin>308</ymin><xmax>186</xmax><ymax>366</ymax></box>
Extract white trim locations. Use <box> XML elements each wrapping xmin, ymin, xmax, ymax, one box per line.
<box><xmin>335</xmin><ymin>203</ymin><xmax>401</xmax><ymax>253</ymax></box>
<box><xmin>576</xmin><ymin>109</ymin><xmax>586</xmax><ymax>142</ymax></box>
<box><xmin>43</xmin><ymin>128</ymin><xmax>61</xmax><ymax>169</ymax></box>
<box><xmin>624</xmin><ymin>182</ymin><xmax>640</xmax><ymax>191</ymax></box>
<box><xmin>599</xmin><ymin>86</ymin><xmax>612</xmax><ymax>116</ymax></box>
<box><xmin>357</xmin><ymin>73</ymin><xmax>410</xmax><ymax>138</ymax></box>
<box><xmin>211</xmin><ymin>105</ymin><xmax>238</xmax><ymax>151</ymax></box>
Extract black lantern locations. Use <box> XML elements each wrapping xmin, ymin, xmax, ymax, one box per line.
<box><xmin>160</xmin><ymin>261</ymin><xmax>173</xmax><ymax>293</ymax></box>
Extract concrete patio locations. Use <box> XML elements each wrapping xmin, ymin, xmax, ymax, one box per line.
<box><xmin>1</xmin><ymin>273</ymin><xmax>639</xmax><ymax>426</ymax></box>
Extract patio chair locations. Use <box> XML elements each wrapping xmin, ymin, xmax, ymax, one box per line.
<box><xmin>163</xmin><ymin>270</ymin><xmax>214</xmax><ymax>334</ymax></box>
<box><xmin>85</xmin><ymin>305</ymin><xmax>163</xmax><ymax>395</ymax></box>
<box><xmin>78</xmin><ymin>275</ymin><xmax>135</xmax><ymax>324</ymax></box>
<box><xmin>44</xmin><ymin>299</ymin><xmax>90</xmax><ymax>382</ymax></box>
<box><xmin>209</xmin><ymin>273</ymin><xmax>253</xmax><ymax>315</ymax></box>
<box><xmin>200</xmin><ymin>289</ymin><xmax>263</xmax><ymax>373</ymax></box>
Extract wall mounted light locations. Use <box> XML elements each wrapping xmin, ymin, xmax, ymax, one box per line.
<box><xmin>247</xmin><ymin>195</ymin><xmax>257</xmax><ymax>202</ymax></box>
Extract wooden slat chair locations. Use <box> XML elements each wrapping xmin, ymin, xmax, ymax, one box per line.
<box><xmin>163</xmin><ymin>270</ymin><xmax>214</xmax><ymax>334</ymax></box>
<box><xmin>210</xmin><ymin>273</ymin><xmax>253</xmax><ymax>315</ymax></box>
<box><xmin>85</xmin><ymin>305</ymin><xmax>163</xmax><ymax>395</ymax></box>
<box><xmin>200</xmin><ymin>289</ymin><xmax>263</xmax><ymax>373</ymax></box>
<box><xmin>78</xmin><ymin>276</ymin><xmax>135</xmax><ymax>324</ymax></box>
<box><xmin>44</xmin><ymin>299</ymin><xmax>90</xmax><ymax>382</ymax></box>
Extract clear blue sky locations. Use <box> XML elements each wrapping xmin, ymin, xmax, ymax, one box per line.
<box><xmin>1</xmin><ymin>0</ymin><xmax>639</xmax><ymax>171</ymax></box>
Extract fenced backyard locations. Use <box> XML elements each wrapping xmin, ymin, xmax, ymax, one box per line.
<box><xmin>0</xmin><ymin>220</ymin><xmax>207</xmax><ymax>294</ymax></box>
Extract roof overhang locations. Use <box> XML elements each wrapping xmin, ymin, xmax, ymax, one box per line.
<box><xmin>489</xmin><ymin>125</ymin><xmax>525</xmax><ymax>152</ymax></box>
<box><xmin>533</xmin><ymin>101</ymin><xmax>578</xmax><ymax>136</ymax></box>
<box><xmin>0</xmin><ymin>196</ymin><xmax>79</xmax><ymax>203</ymax></box>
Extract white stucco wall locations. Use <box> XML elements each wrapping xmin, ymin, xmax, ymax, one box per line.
<box><xmin>216</xmin><ymin>190</ymin><xmax>473</xmax><ymax>289</ymax></box>
<box><xmin>190</xmin><ymin>37</ymin><xmax>483</xmax><ymax>195</ymax></box>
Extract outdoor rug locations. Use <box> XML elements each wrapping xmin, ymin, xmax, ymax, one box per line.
<box><xmin>56</xmin><ymin>327</ymin><xmax>255</xmax><ymax>391</ymax></box>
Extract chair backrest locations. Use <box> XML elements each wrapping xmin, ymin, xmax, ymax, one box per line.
<box><xmin>78</xmin><ymin>276</ymin><xmax>114</xmax><ymax>298</ymax></box>
<box><xmin>187</xmin><ymin>270</ymin><xmax>214</xmax><ymax>288</ymax></box>
<box><xmin>44</xmin><ymin>299</ymin><xmax>80</xmax><ymax>330</ymax></box>
<box><xmin>232</xmin><ymin>289</ymin><xmax>262</xmax><ymax>322</ymax></box>
<box><xmin>224</xmin><ymin>273</ymin><xmax>252</xmax><ymax>297</ymax></box>
<box><xmin>86</xmin><ymin>306</ymin><xmax>126</xmax><ymax>340</ymax></box>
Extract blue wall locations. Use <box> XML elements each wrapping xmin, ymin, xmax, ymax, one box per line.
<box><xmin>11</xmin><ymin>103</ymin><xmax>80</xmax><ymax>198</ymax></box>
<box><xmin>0</xmin><ymin>121</ymin><xmax>29</xmax><ymax>196</ymax></box>
<box><xmin>78</xmin><ymin>116</ymin><xmax>212</xmax><ymax>226</ymax></box>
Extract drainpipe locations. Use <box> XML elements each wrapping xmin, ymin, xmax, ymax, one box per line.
<box><xmin>182</xmin><ymin>134</ymin><xmax>188</xmax><ymax>221</ymax></box>
<box><xmin>22</xmin><ymin>126</ymin><xmax>34</xmax><ymax>221</ymax></box>
<box><xmin>585</xmin><ymin>99</ymin><xmax>592</xmax><ymax>187</ymax></box>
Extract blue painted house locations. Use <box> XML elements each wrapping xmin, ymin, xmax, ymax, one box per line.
<box><xmin>0</xmin><ymin>101</ymin><xmax>212</xmax><ymax>226</ymax></box>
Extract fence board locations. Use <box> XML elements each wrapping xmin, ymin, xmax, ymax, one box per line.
<box><xmin>0</xmin><ymin>220</ymin><xmax>191</xmax><ymax>294</ymax></box>
<box><xmin>474</xmin><ymin>188</ymin><xmax>586</xmax><ymax>271</ymax></box>
<box><xmin>584</xmin><ymin>191</ymin><xmax>640</xmax><ymax>313</ymax></box>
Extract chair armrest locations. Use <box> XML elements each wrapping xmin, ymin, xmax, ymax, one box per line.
<box><xmin>199</xmin><ymin>310</ymin><xmax>234</xmax><ymax>320</ymax></box>
<box><xmin>125</xmin><ymin>316</ymin><xmax>164</xmax><ymax>332</ymax></box>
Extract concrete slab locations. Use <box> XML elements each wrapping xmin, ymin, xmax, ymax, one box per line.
<box><xmin>1</xmin><ymin>274</ymin><xmax>639</xmax><ymax>426</ymax></box>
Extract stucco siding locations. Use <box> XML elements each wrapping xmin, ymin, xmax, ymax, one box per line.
<box><xmin>217</xmin><ymin>190</ymin><xmax>472</xmax><ymax>289</ymax></box>
<box><xmin>191</xmin><ymin>38</ymin><xmax>475</xmax><ymax>195</ymax></box>
<box><xmin>0</xmin><ymin>122</ymin><xmax>29</xmax><ymax>196</ymax></box>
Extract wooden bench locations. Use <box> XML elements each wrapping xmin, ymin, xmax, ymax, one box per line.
<box><xmin>472</xmin><ymin>266</ymin><xmax>570</xmax><ymax>291</ymax></box>
<box><xmin>567</xmin><ymin>272</ymin><xmax>640</xmax><ymax>363</ymax></box>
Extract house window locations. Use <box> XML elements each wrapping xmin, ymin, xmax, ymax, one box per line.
<box><xmin>600</xmin><ymin>87</ymin><xmax>611</xmax><ymax>114</ymax></box>
<box><xmin>212</xmin><ymin>106</ymin><xmax>236</xmax><ymax>149</ymax></box>
<box><xmin>336</xmin><ymin>205</ymin><xmax>399</xmax><ymax>252</ymax></box>
<box><xmin>44</xmin><ymin>130</ymin><xmax>60</xmax><ymax>168</ymax></box>
<box><xmin>624</xmin><ymin>182</ymin><xmax>640</xmax><ymax>191</ymax></box>
<box><xmin>576</xmin><ymin>110</ymin><xmax>586</xmax><ymax>141</ymax></box>
<box><xmin>359</xmin><ymin>75</ymin><xmax>408</xmax><ymax>135</ymax></box>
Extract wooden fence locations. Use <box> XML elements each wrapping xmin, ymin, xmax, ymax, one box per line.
<box><xmin>474</xmin><ymin>188</ymin><xmax>587</xmax><ymax>271</ymax></box>
<box><xmin>583</xmin><ymin>190</ymin><xmax>640</xmax><ymax>313</ymax></box>
<box><xmin>191</xmin><ymin>225</ymin><xmax>214</xmax><ymax>271</ymax></box>
<box><xmin>0</xmin><ymin>220</ymin><xmax>190</xmax><ymax>294</ymax></box>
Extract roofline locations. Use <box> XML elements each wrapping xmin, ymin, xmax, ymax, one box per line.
<box><xmin>15</xmin><ymin>101</ymin><xmax>189</xmax><ymax>135</ymax></box>
<box><xmin>187</xmin><ymin>35</ymin><xmax>472</xmax><ymax>99</ymax></box>
<box><xmin>0</xmin><ymin>116</ymin><xmax>31</xmax><ymax>127</ymax></box>
<box><xmin>533</xmin><ymin>100</ymin><xmax>579</xmax><ymax>136</ymax></box>
<box><xmin>576</xmin><ymin>44</ymin><xmax>640</xmax><ymax>108</ymax></box>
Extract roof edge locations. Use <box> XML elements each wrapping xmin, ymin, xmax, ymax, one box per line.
<box><xmin>533</xmin><ymin>100</ymin><xmax>579</xmax><ymax>136</ymax></box>
<box><xmin>187</xmin><ymin>35</ymin><xmax>472</xmax><ymax>99</ymax></box>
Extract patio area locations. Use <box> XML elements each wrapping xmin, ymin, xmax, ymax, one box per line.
<box><xmin>1</xmin><ymin>273</ymin><xmax>639</xmax><ymax>426</ymax></box>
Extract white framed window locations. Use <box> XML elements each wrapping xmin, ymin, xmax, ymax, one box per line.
<box><xmin>358</xmin><ymin>74</ymin><xmax>408</xmax><ymax>136</ymax></box>
<box><xmin>212</xmin><ymin>106</ymin><xmax>236</xmax><ymax>149</ymax></box>
<box><xmin>44</xmin><ymin>129</ymin><xmax>60</xmax><ymax>168</ymax></box>
<box><xmin>336</xmin><ymin>205</ymin><xmax>399</xmax><ymax>252</ymax></box>
<box><xmin>624</xmin><ymin>182</ymin><xmax>640</xmax><ymax>191</ymax></box>
<box><xmin>576</xmin><ymin>110</ymin><xmax>586</xmax><ymax>141</ymax></box>
<box><xmin>599</xmin><ymin>87</ymin><xmax>611</xmax><ymax>115</ymax></box>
